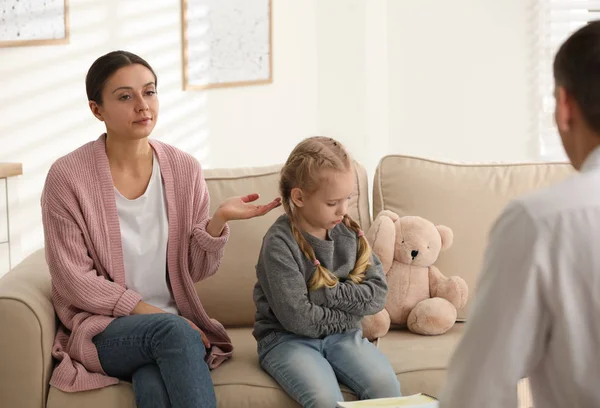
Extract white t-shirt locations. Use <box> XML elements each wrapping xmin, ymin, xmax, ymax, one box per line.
<box><xmin>115</xmin><ymin>153</ymin><xmax>178</xmax><ymax>315</ymax></box>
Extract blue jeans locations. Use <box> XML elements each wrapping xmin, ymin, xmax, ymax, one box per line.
<box><xmin>258</xmin><ymin>329</ymin><xmax>401</xmax><ymax>408</ymax></box>
<box><xmin>92</xmin><ymin>313</ymin><xmax>216</xmax><ymax>408</ymax></box>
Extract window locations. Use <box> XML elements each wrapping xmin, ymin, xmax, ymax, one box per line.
<box><xmin>536</xmin><ymin>2</ymin><xmax>600</xmax><ymax>161</ymax></box>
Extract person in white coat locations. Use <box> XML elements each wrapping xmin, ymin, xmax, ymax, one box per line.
<box><xmin>440</xmin><ymin>20</ymin><xmax>600</xmax><ymax>408</ymax></box>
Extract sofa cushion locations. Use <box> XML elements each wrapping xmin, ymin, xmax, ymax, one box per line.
<box><xmin>47</xmin><ymin>326</ymin><xmax>462</xmax><ymax>407</ymax></box>
<box><xmin>212</xmin><ymin>328</ymin><xmax>359</xmax><ymax>406</ymax></box>
<box><xmin>47</xmin><ymin>383</ymin><xmax>135</xmax><ymax>408</ymax></box>
<box><xmin>373</xmin><ymin>155</ymin><xmax>574</xmax><ymax>319</ymax></box>
<box><xmin>199</xmin><ymin>162</ymin><xmax>371</xmax><ymax>327</ymax></box>
<box><xmin>46</xmin><ymin>328</ymin><xmax>358</xmax><ymax>408</ymax></box>
<box><xmin>378</xmin><ymin>323</ymin><xmax>465</xmax><ymax>397</ymax></box>
<box><xmin>214</xmin><ymin>327</ymin><xmax>460</xmax><ymax>400</ymax></box>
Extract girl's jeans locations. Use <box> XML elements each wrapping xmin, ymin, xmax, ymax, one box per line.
<box><xmin>258</xmin><ymin>328</ymin><xmax>401</xmax><ymax>408</ymax></box>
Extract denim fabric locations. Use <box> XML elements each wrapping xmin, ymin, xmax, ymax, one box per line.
<box><xmin>258</xmin><ymin>328</ymin><xmax>401</xmax><ymax>408</ymax></box>
<box><xmin>93</xmin><ymin>313</ymin><xmax>216</xmax><ymax>408</ymax></box>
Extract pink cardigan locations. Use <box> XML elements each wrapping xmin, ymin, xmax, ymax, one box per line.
<box><xmin>41</xmin><ymin>134</ymin><xmax>233</xmax><ymax>392</ymax></box>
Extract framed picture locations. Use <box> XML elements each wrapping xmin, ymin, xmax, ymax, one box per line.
<box><xmin>181</xmin><ymin>0</ymin><xmax>273</xmax><ymax>90</ymax></box>
<box><xmin>0</xmin><ymin>0</ymin><xmax>69</xmax><ymax>47</ymax></box>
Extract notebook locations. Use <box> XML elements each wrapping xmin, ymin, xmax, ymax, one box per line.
<box><xmin>336</xmin><ymin>393</ymin><xmax>439</xmax><ymax>408</ymax></box>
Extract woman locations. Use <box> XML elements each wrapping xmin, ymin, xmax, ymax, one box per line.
<box><xmin>41</xmin><ymin>50</ymin><xmax>281</xmax><ymax>408</ymax></box>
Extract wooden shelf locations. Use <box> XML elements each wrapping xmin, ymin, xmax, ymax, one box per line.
<box><xmin>0</xmin><ymin>163</ymin><xmax>22</xmax><ymax>178</ymax></box>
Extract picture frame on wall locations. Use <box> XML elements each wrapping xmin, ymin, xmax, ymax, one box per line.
<box><xmin>181</xmin><ymin>0</ymin><xmax>273</xmax><ymax>90</ymax></box>
<box><xmin>0</xmin><ymin>0</ymin><xmax>70</xmax><ymax>47</ymax></box>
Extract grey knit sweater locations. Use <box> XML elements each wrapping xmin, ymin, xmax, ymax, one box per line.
<box><xmin>252</xmin><ymin>214</ymin><xmax>388</xmax><ymax>341</ymax></box>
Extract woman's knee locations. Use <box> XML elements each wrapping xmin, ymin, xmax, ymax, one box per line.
<box><xmin>150</xmin><ymin>314</ymin><xmax>204</xmax><ymax>354</ymax></box>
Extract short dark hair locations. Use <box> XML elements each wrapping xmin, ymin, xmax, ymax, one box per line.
<box><xmin>554</xmin><ymin>20</ymin><xmax>600</xmax><ymax>133</ymax></box>
<box><xmin>85</xmin><ymin>50</ymin><xmax>157</xmax><ymax>105</ymax></box>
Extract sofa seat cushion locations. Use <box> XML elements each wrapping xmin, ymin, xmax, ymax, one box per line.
<box><xmin>47</xmin><ymin>328</ymin><xmax>307</xmax><ymax>408</ymax></box>
<box><xmin>216</xmin><ymin>326</ymin><xmax>464</xmax><ymax>398</ymax></box>
<box><xmin>47</xmin><ymin>383</ymin><xmax>135</xmax><ymax>408</ymax></box>
<box><xmin>214</xmin><ymin>328</ymin><xmax>361</xmax><ymax>406</ymax></box>
<box><xmin>47</xmin><ymin>325</ymin><xmax>463</xmax><ymax>407</ymax></box>
<box><xmin>380</xmin><ymin>323</ymin><xmax>465</xmax><ymax>397</ymax></box>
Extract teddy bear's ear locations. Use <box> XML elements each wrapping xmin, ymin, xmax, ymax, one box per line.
<box><xmin>437</xmin><ymin>225</ymin><xmax>454</xmax><ymax>251</ymax></box>
<box><xmin>376</xmin><ymin>210</ymin><xmax>400</xmax><ymax>223</ymax></box>
<box><xmin>366</xmin><ymin>212</ymin><xmax>398</xmax><ymax>275</ymax></box>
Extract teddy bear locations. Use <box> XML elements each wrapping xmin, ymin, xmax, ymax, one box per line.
<box><xmin>362</xmin><ymin>211</ymin><xmax>468</xmax><ymax>339</ymax></box>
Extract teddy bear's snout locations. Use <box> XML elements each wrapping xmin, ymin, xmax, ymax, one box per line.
<box><xmin>411</xmin><ymin>250</ymin><xmax>419</xmax><ymax>259</ymax></box>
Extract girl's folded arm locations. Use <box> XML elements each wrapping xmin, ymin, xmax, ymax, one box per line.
<box><xmin>323</xmin><ymin>253</ymin><xmax>388</xmax><ymax>316</ymax></box>
<box><xmin>257</xmin><ymin>235</ymin><xmax>359</xmax><ymax>338</ymax></box>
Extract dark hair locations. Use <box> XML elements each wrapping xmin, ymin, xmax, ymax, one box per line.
<box><xmin>85</xmin><ymin>50</ymin><xmax>157</xmax><ymax>105</ymax></box>
<box><xmin>554</xmin><ymin>20</ymin><xmax>600</xmax><ymax>133</ymax></box>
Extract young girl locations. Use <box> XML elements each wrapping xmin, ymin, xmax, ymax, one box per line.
<box><xmin>42</xmin><ymin>50</ymin><xmax>280</xmax><ymax>408</ymax></box>
<box><xmin>252</xmin><ymin>137</ymin><xmax>401</xmax><ymax>407</ymax></box>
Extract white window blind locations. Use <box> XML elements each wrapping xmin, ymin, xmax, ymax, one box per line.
<box><xmin>536</xmin><ymin>1</ymin><xmax>600</xmax><ymax>161</ymax></box>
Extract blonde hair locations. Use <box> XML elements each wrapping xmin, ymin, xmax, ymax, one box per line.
<box><xmin>280</xmin><ymin>136</ymin><xmax>372</xmax><ymax>290</ymax></box>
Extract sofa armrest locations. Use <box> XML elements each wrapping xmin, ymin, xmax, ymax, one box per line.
<box><xmin>0</xmin><ymin>249</ymin><xmax>55</xmax><ymax>408</ymax></box>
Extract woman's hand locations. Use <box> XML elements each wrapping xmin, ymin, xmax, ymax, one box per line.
<box><xmin>207</xmin><ymin>194</ymin><xmax>282</xmax><ymax>237</ymax></box>
<box><xmin>182</xmin><ymin>317</ymin><xmax>211</xmax><ymax>349</ymax></box>
<box><xmin>217</xmin><ymin>193</ymin><xmax>282</xmax><ymax>221</ymax></box>
<box><xmin>131</xmin><ymin>302</ymin><xmax>211</xmax><ymax>348</ymax></box>
<box><xmin>131</xmin><ymin>300</ymin><xmax>167</xmax><ymax>315</ymax></box>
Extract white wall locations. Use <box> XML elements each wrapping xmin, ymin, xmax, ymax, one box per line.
<box><xmin>0</xmin><ymin>0</ymin><xmax>540</xmax><ymax>275</ymax></box>
<box><xmin>387</xmin><ymin>0</ymin><xmax>537</xmax><ymax>163</ymax></box>
<box><xmin>315</xmin><ymin>0</ymin><xmax>368</xmax><ymax>161</ymax></box>
<box><xmin>0</xmin><ymin>0</ymin><xmax>319</xmax><ymax>275</ymax></box>
<box><xmin>316</xmin><ymin>0</ymin><xmax>392</xmax><ymax>189</ymax></box>
<box><xmin>315</xmin><ymin>0</ymin><xmax>537</xmax><ymax>169</ymax></box>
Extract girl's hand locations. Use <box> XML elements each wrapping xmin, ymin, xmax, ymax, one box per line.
<box><xmin>216</xmin><ymin>194</ymin><xmax>282</xmax><ymax>222</ymax></box>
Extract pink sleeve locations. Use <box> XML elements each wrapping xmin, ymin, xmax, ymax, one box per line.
<box><xmin>43</xmin><ymin>205</ymin><xmax>142</xmax><ymax>317</ymax></box>
<box><xmin>188</xmin><ymin>165</ymin><xmax>229</xmax><ymax>282</ymax></box>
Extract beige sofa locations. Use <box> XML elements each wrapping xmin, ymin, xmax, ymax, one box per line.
<box><xmin>0</xmin><ymin>155</ymin><xmax>574</xmax><ymax>408</ymax></box>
